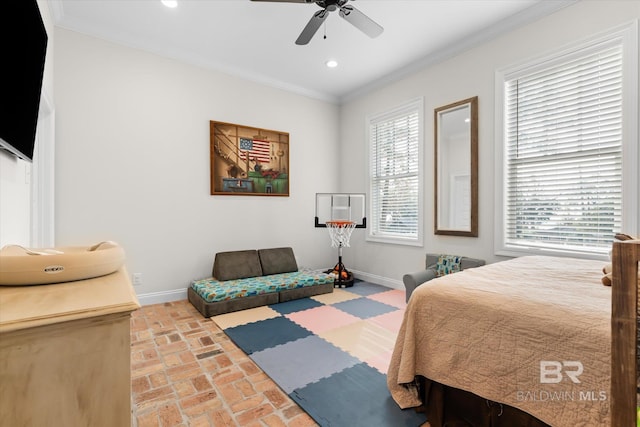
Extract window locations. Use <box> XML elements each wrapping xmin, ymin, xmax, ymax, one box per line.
<box><xmin>495</xmin><ymin>24</ymin><xmax>638</xmax><ymax>258</ymax></box>
<box><xmin>368</xmin><ymin>98</ymin><xmax>423</xmax><ymax>245</ymax></box>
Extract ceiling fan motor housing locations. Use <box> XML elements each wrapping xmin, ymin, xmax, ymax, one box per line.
<box><xmin>316</xmin><ymin>0</ymin><xmax>349</xmax><ymax>9</ymax></box>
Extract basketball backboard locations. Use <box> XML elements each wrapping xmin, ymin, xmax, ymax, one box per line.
<box><xmin>315</xmin><ymin>193</ymin><xmax>366</xmax><ymax>228</ymax></box>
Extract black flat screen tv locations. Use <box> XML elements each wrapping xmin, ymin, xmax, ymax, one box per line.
<box><xmin>0</xmin><ymin>0</ymin><xmax>48</xmax><ymax>163</ymax></box>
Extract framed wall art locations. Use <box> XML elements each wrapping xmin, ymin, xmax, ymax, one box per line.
<box><xmin>210</xmin><ymin>121</ymin><xmax>289</xmax><ymax>196</ymax></box>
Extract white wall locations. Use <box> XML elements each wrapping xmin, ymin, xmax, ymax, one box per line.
<box><xmin>54</xmin><ymin>28</ymin><xmax>340</xmax><ymax>300</ymax></box>
<box><xmin>340</xmin><ymin>1</ymin><xmax>640</xmax><ymax>288</ymax></box>
<box><xmin>46</xmin><ymin>1</ymin><xmax>640</xmax><ymax>300</ymax></box>
<box><xmin>0</xmin><ymin>152</ymin><xmax>31</xmax><ymax>247</ymax></box>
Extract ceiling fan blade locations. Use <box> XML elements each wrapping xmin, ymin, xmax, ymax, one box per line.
<box><xmin>295</xmin><ymin>10</ymin><xmax>328</xmax><ymax>45</ymax></box>
<box><xmin>339</xmin><ymin>5</ymin><xmax>383</xmax><ymax>38</ymax></box>
<box><xmin>250</xmin><ymin>0</ymin><xmax>314</xmax><ymax>3</ymax></box>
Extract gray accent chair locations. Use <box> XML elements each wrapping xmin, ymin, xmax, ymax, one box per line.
<box><xmin>403</xmin><ymin>254</ymin><xmax>486</xmax><ymax>302</ymax></box>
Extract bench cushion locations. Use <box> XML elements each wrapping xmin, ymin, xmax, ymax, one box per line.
<box><xmin>191</xmin><ymin>269</ymin><xmax>334</xmax><ymax>303</ymax></box>
<box><xmin>213</xmin><ymin>249</ymin><xmax>262</xmax><ymax>281</ymax></box>
<box><xmin>258</xmin><ymin>247</ymin><xmax>297</xmax><ymax>276</ymax></box>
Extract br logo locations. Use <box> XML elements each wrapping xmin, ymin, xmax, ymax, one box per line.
<box><xmin>540</xmin><ymin>361</ymin><xmax>583</xmax><ymax>384</ymax></box>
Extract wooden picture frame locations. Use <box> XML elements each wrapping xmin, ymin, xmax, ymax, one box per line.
<box><xmin>210</xmin><ymin>121</ymin><xmax>289</xmax><ymax>196</ymax></box>
<box><xmin>434</xmin><ymin>96</ymin><xmax>478</xmax><ymax>237</ymax></box>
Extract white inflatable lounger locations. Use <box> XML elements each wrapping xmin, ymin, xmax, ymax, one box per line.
<box><xmin>0</xmin><ymin>241</ymin><xmax>125</xmax><ymax>286</ymax></box>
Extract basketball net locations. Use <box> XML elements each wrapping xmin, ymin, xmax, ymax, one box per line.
<box><xmin>326</xmin><ymin>220</ymin><xmax>356</xmax><ymax>248</ymax></box>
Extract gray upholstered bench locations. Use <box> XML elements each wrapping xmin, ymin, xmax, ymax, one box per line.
<box><xmin>188</xmin><ymin>247</ymin><xmax>334</xmax><ymax>317</ymax></box>
<box><xmin>403</xmin><ymin>254</ymin><xmax>485</xmax><ymax>302</ymax></box>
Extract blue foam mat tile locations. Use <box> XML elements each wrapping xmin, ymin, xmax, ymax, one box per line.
<box><xmin>290</xmin><ymin>363</ymin><xmax>427</xmax><ymax>427</ymax></box>
<box><xmin>332</xmin><ymin>297</ymin><xmax>398</xmax><ymax>319</ymax></box>
<box><xmin>269</xmin><ymin>297</ymin><xmax>325</xmax><ymax>315</ymax></box>
<box><xmin>250</xmin><ymin>335</ymin><xmax>361</xmax><ymax>394</ymax></box>
<box><xmin>223</xmin><ymin>316</ymin><xmax>311</xmax><ymax>354</ymax></box>
<box><xmin>346</xmin><ymin>281</ymin><xmax>393</xmax><ymax>296</ymax></box>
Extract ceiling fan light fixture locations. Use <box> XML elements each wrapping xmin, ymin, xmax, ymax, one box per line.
<box><xmin>326</xmin><ymin>59</ymin><xmax>338</xmax><ymax>68</ymax></box>
<box><xmin>161</xmin><ymin>0</ymin><xmax>178</xmax><ymax>8</ymax></box>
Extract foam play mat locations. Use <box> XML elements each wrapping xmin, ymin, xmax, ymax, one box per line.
<box><xmin>211</xmin><ymin>280</ymin><xmax>427</xmax><ymax>427</ymax></box>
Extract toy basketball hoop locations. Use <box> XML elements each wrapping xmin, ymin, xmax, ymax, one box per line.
<box><xmin>326</xmin><ymin>220</ymin><xmax>356</xmax><ymax>248</ymax></box>
<box><xmin>326</xmin><ymin>220</ymin><xmax>356</xmax><ymax>287</ymax></box>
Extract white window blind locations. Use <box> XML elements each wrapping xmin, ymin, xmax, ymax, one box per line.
<box><xmin>503</xmin><ymin>41</ymin><xmax>623</xmax><ymax>256</ymax></box>
<box><xmin>368</xmin><ymin>99</ymin><xmax>422</xmax><ymax>244</ymax></box>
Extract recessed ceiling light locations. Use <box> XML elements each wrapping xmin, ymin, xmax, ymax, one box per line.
<box><xmin>326</xmin><ymin>60</ymin><xmax>338</xmax><ymax>68</ymax></box>
<box><xmin>161</xmin><ymin>0</ymin><xmax>178</xmax><ymax>8</ymax></box>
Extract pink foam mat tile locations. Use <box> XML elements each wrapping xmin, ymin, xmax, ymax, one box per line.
<box><xmin>364</xmin><ymin>349</ymin><xmax>394</xmax><ymax>375</ymax></box>
<box><xmin>286</xmin><ymin>305</ymin><xmax>361</xmax><ymax>335</ymax></box>
<box><xmin>366</xmin><ymin>289</ymin><xmax>407</xmax><ymax>309</ymax></box>
<box><xmin>367</xmin><ymin>310</ymin><xmax>405</xmax><ymax>334</ymax></box>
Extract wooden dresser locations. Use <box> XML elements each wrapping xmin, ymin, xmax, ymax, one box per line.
<box><xmin>0</xmin><ymin>268</ymin><xmax>140</xmax><ymax>426</ymax></box>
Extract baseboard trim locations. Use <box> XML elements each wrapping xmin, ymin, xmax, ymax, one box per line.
<box><xmin>350</xmin><ymin>269</ymin><xmax>403</xmax><ymax>290</ymax></box>
<box><xmin>136</xmin><ymin>271</ymin><xmax>402</xmax><ymax>306</ymax></box>
<box><xmin>137</xmin><ymin>288</ymin><xmax>188</xmax><ymax>306</ymax></box>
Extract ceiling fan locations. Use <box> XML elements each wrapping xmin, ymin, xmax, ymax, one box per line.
<box><xmin>251</xmin><ymin>0</ymin><xmax>384</xmax><ymax>45</ymax></box>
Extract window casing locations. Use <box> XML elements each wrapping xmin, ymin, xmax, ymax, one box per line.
<box><xmin>368</xmin><ymin>98</ymin><xmax>423</xmax><ymax>245</ymax></box>
<box><xmin>495</xmin><ymin>23</ymin><xmax>638</xmax><ymax>259</ymax></box>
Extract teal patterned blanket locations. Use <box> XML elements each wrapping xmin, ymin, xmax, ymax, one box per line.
<box><xmin>191</xmin><ymin>269</ymin><xmax>334</xmax><ymax>303</ymax></box>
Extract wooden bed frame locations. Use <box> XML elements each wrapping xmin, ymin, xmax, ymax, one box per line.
<box><xmin>416</xmin><ymin>376</ymin><xmax>551</xmax><ymax>426</ymax></box>
<box><xmin>611</xmin><ymin>240</ymin><xmax>639</xmax><ymax>426</ymax></box>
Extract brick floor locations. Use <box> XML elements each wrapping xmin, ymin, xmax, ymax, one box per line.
<box><xmin>131</xmin><ymin>300</ymin><xmax>318</xmax><ymax>427</ymax></box>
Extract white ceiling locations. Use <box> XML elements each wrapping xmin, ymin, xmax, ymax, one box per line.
<box><xmin>48</xmin><ymin>0</ymin><xmax>574</xmax><ymax>103</ymax></box>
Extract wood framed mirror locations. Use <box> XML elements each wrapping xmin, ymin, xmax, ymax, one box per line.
<box><xmin>434</xmin><ymin>96</ymin><xmax>478</xmax><ymax>237</ymax></box>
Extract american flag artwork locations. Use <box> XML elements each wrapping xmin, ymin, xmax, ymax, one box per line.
<box><xmin>239</xmin><ymin>138</ymin><xmax>271</xmax><ymax>163</ymax></box>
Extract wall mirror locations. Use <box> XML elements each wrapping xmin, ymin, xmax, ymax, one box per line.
<box><xmin>434</xmin><ymin>96</ymin><xmax>478</xmax><ymax>236</ymax></box>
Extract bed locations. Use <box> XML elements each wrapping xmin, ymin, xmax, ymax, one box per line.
<box><xmin>387</xmin><ymin>255</ymin><xmax>612</xmax><ymax>427</ymax></box>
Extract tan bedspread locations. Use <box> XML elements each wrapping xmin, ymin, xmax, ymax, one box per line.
<box><xmin>388</xmin><ymin>256</ymin><xmax>611</xmax><ymax>427</ymax></box>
